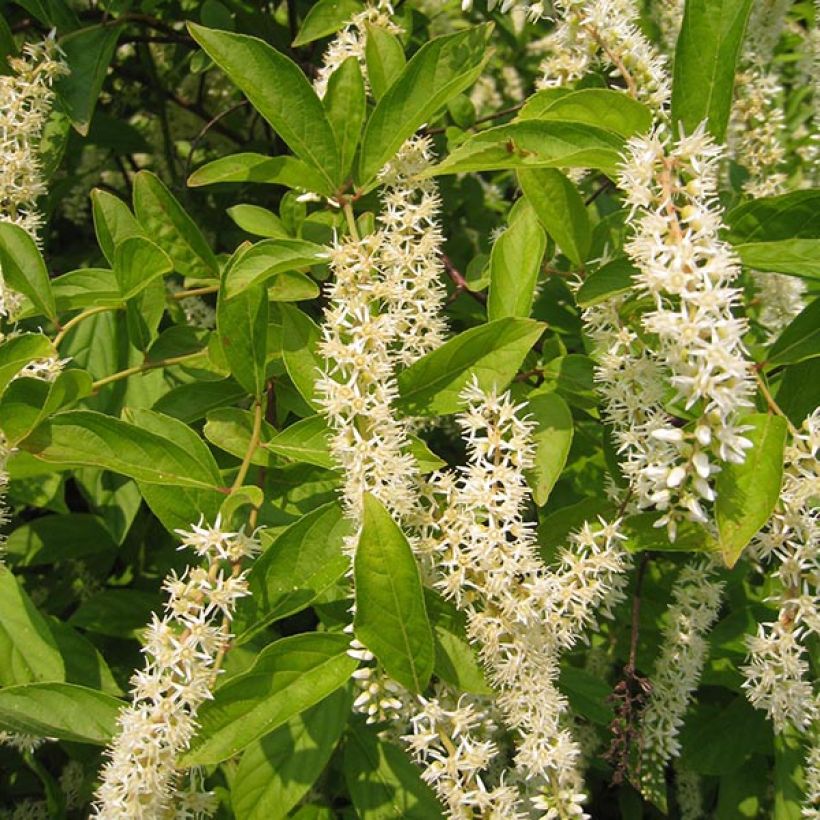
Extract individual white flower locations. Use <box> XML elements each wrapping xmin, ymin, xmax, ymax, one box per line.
<box><xmin>92</xmin><ymin>519</ymin><xmax>258</xmax><ymax>818</ymax></box>
<box><xmin>639</xmin><ymin>560</ymin><xmax>724</xmax><ymax>803</ymax></box>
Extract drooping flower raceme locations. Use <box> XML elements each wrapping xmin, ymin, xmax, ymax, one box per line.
<box><xmin>92</xmin><ymin>518</ymin><xmax>259</xmax><ymax>819</ymax></box>
<box><xmin>639</xmin><ymin>560</ymin><xmax>724</xmax><ymax>803</ymax></box>
<box><xmin>613</xmin><ymin>124</ymin><xmax>755</xmax><ymax>537</ymax></box>
<box><xmin>313</xmin><ymin>2</ymin><xmax>402</xmax><ymax>98</ymax></box>
<box><xmin>0</xmin><ymin>36</ymin><xmax>67</xmax><ymax>319</ymax></box>
<box><xmin>413</xmin><ymin>382</ymin><xmax>631</xmax><ymax>817</ymax></box>
<box><xmin>743</xmin><ymin>410</ymin><xmax>819</xmax><ymax>733</ymax></box>
<box><xmin>537</xmin><ymin>0</ymin><xmax>670</xmax><ymax>109</ymax></box>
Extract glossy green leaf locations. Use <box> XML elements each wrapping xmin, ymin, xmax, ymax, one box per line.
<box><xmin>52</xmin><ymin>268</ymin><xmax>123</xmax><ymax>311</ymax></box>
<box><xmin>20</xmin><ymin>410</ymin><xmax>222</xmax><ymax>489</ymax></box>
<box><xmin>224</xmin><ymin>239</ymin><xmax>327</xmax><ymax>299</ymax></box>
<box><xmin>767</xmin><ymin>299</ymin><xmax>820</xmax><ymax>367</ymax></box>
<box><xmin>113</xmin><ymin>235</ymin><xmax>173</xmax><ymax>299</ymax></box>
<box><xmin>0</xmin><ymin>222</ymin><xmax>56</xmax><ymax>320</ymax></box>
<box><xmin>715</xmin><ymin>413</ymin><xmax>787</xmax><ymax>567</ymax></box>
<box><xmin>292</xmin><ymin>0</ymin><xmax>363</xmax><ymax>46</ymax></box>
<box><xmin>69</xmin><ymin>589</ymin><xmax>161</xmax><ymax>638</ymax></box>
<box><xmin>672</xmin><ymin>0</ymin><xmax>754</xmax><ymax>141</ymax></box>
<box><xmin>324</xmin><ymin>57</ymin><xmax>366</xmax><ymax>179</ymax></box>
<box><xmin>152</xmin><ymin>378</ymin><xmax>246</xmax><ymax>423</ymax></box>
<box><xmin>56</xmin><ymin>25</ymin><xmax>121</xmax><ymax>135</ymax></box>
<box><xmin>280</xmin><ymin>304</ymin><xmax>323</xmax><ymax>409</ymax></box>
<box><xmin>133</xmin><ymin>170</ymin><xmax>220</xmax><ymax>279</ymax></box>
<box><xmin>217</xmin><ymin>273</ymin><xmax>268</xmax><ymax>397</ymax></box>
<box><xmin>518</xmin><ymin>88</ymin><xmax>653</xmax><ymax>137</ymax></box>
<box><xmin>358</xmin><ymin>24</ymin><xmax>493</xmax><ymax>184</ymax></box>
<box><xmin>397</xmin><ymin>318</ymin><xmax>545</xmax><ymax>416</ymax></box>
<box><xmin>0</xmin><ymin>566</ymin><xmax>64</xmax><ymax>686</ymax></box>
<box><xmin>734</xmin><ymin>240</ymin><xmax>820</xmax><ymax>280</ymax></box>
<box><xmin>540</xmin><ymin>354</ymin><xmax>598</xmax><ymax>410</ymax></box>
<box><xmin>188</xmin><ymin>153</ymin><xmax>332</xmax><ymax>195</ymax></box>
<box><xmin>265</xmin><ymin>414</ymin><xmax>335</xmax><ymax>469</ymax></box>
<box><xmin>0</xmin><ymin>334</ymin><xmax>55</xmax><ymax>397</ymax></box>
<box><xmin>268</xmin><ymin>271</ymin><xmax>321</xmax><ymax>302</ymax></box>
<box><xmin>91</xmin><ymin>188</ymin><xmax>145</xmax><ymax>264</ymax></box>
<box><xmin>344</xmin><ymin>721</ymin><xmax>444</xmax><ymax>819</ymax></box>
<box><xmin>364</xmin><ymin>24</ymin><xmax>405</xmax><ymax>100</ymax></box>
<box><xmin>189</xmin><ymin>24</ymin><xmax>341</xmax><ymax>188</ymax></box>
<box><xmin>524</xmin><ymin>389</ymin><xmax>574</xmax><ymax>506</ymax></box>
<box><xmin>424</xmin><ymin>121</ymin><xmax>624</xmax><ymax>179</ymax></box>
<box><xmin>204</xmin><ymin>407</ymin><xmax>275</xmax><ymax>467</ymax></box>
<box><xmin>236</xmin><ymin>501</ymin><xmax>352</xmax><ymax>642</ymax></box>
<box><xmin>227</xmin><ymin>204</ymin><xmax>290</xmax><ymax>238</ymax></box>
<box><xmin>354</xmin><ymin>494</ymin><xmax>434</xmax><ymax>693</ymax></box>
<box><xmin>774</xmin><ymin>727</ymin><xmax>805</xmax><ymax>820</ymax></box>
<box><xmin>0</xmin><ymin>369</ymin><xmax>93</xmax><ymax>445</ymax></box>
<box><xmin>5</xmin><ymin>513</ymin><xmax>116</xmax><ymax>567</ymax></box>
<box><xmin>0</xmin><ymin>682</ymin><xmax>121</xmax><ymax>744</ymax></box>
<box><xmin>488</xmin><ymin>199</ymin><xmax>546</xmax><ymax>321</ymax></box>
<box><xmin>623</xmin><ymin>512</ymin><xmax>717</xmax><ymax>553</ymax></box>
<box><xmin>232</xmin><ymin>688</ymin><xmax>352</xmax><ymax>820</ymax></box>
<box><xmin>559</xmin><ymin>666</ymin><xmax>613</xmax><ymax>726</ymax></box>
<box><xmin>576</xmin><ymin>257</ymin><xmax>637</xmax><ymax>307</ymax></box>
<box><xmin>519</xmin><ymin>167</ymin><xmax>589</xmax><ymax>266</ymax></box>
<box><xmin>180</xmin><ymin>632</ymin><xmax>358</xmax><ymax>765</ymax></box>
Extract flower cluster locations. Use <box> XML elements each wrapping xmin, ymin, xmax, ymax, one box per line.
<box><xmin>412</xmin><ymin>382</ymin><xmax>631</xmax><ymax>817</ymax></box>
<box><xmin>313</xmin><ymin>2</ymin><xmax>402</xmax><ymax>98</ymax></box>
<box><xmin>92</xmin><ymin>517</ymin><xmax>259</xmax><ymax>818</ymax></box>
<box><xmin>402</xmin><ymin>688</ymin><xmax>523</xmax><ymax>817</ymax></box>
<box><xmin>598</xmin><ymin>124</ymin><xmax>755</xmax><ymax>537</ymax></box>
<box><xmin>0</xmin><ymin>36</ymin><xmax>67</xmax><ymax>320</ymax></box>
<box><xmin>537</xmin><ymin>0</ymin><xmax>670</xmax><ymax>109</ymax></box>
<box><xmin>639</xmin><ymin>560</ymin><xmax>724</xmax><ymax>804</ymax></box>
<box><xmin>743</xmin><ymin>410</ymin><xmax>819</xmax><ymax>733</ymax></box>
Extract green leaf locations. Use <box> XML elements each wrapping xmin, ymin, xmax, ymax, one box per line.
<box><xmin>180</xmin><ymin>632</ymin><xmax>358</xmax><ymax>765</ymax></box>
<box><xmin>725</xmin><ymin>190</ymin><xmax>820</xmax><ymax>244</ymax></box>
<box><xmin>0</xmin><ymin>566</ymin><xmax>64</xmax><ymax>686</ymax></box>
<box><xmin>324</xmin><ymin>57</ymin><xmax>366</xmax><ymax>179</ymax></box>
<box><xmin>232</xmin><ymin>688</ymin><xmax>352</xmax><ymax>820</ymax></box>
<box><xmin>227</xmin><ymin>204</ymin><xmax>290</xmax><ymax>239</ymax></box>
<box><xmin>0</xmin><ymin>334</ymin><xmax>55</xmax><ymax>397</ymax></box>
<box><xmin>265</xmin><ymin>414</ymin><xmax>335</xmax><ymax>469</ymax></box>
<box><xmin>280</xmin><ymin>304</ymin><xmax>323</xmax><ymax>409</ymax></box>
<box><xmin>292</xmin><ymin>0</ymin><xmax>363</xmax><ymax>47</ymax></box>
<box><xmin>52</xmin><ymin>267</ymin><xmax>122</xmax><ymax>311</ymax></box>
<box><xmin>224</xmin><ymin>239</ymin><xmax>327</xmax><ymax>299</ymax></box>
<box><xmin>715</xmin><ymin>413</ymin><xmax>787</xmax><ymax>566</ymax></box>
<box><xmin>91</xmin><ymin>188</ymin><xmax>145</xmax><ymax>265</ymax></box>
<box><xmin>623</xmin><ymin>512</ymin><xmax>717</xmax><ymax>553</ymax></box>
<box><xmin>774</xmin><ymin>727</ymin><xmax>805</xmax><ymax>820</ymax></box>
<box><xmin>671</xmin><ymin>0</ymin><xmax>755</xmax><ymax>142</ymax></box>
<box><xmin>204</xmin><ymin>407</ymin><xmax>275</xmax><ymax>467</ymax></box>
<box><xmin>524</xmin><ymin>389</ymin><xmax>574</xmax><ymax>506</ymax></box>
<box><xmin>519</xmin><ymin>167</ymin><xmax>589</xmax><ymax>266</ymax></box>
<box><xmin>5</xmin><ymin>513</ymin><xmax>116</xmax><ymax>567</ymax></box>
<box><xmin>354</xmin><ymin>495</ymin><xmax>434</xmax><ymax>693</ymax></box>
<box><xmin>518</xmin><ymin>88</ymin><xmax>653</xmax><ymax>138</ymax></box>
<box><xmin>540</xmin><ymin>354</ymin><xmax>598</xmax><ymax>410</ymax></box>
<box><xmin>0</xmin><ymin>370</ymin><xmax>93</xmax><ymax>445</ymax></box>
<box><xmin>767</xmin><ymin>299</ymin><xmax>820</xmax><ymax>367</ymax></box>
<box><xmin>344</xmin><ymin>721</ymin><xmax>444</xmax><ymax>819</ymax></box>
<box><xmin>133</xmin><ymin>171</ymin><xmax>220</xmax><ymax>279</ymax></box>
<box><xmin>268</xmin><ymin>271</ymin><xmax>321</xmax><ymax>302</ymax></box>
<box><xmin>488</xmin><ymin>199</ymin><xmax>546</xmax><ymax>321</ymax></box>
<box><xmin>397</xmin><ymin>318</ymin><xmax>545</xmax><ymax>416</ymax></box>
<box><xmin>0</xmin><ymin>682</ymin><xmax>121</xmax><ymax>744</ymax></box>
<box><xmin>113</xmin><ymin>235</ymin><xmax>174</xmax><ymax>299</ymax></box>
<box><xmin>0</xmin><ymin>222</ymin><xmax>56</xmax><ymax>320</ymax></box>
<box><xmin>559</xmin><ymin>666</ymin><xmax>613</xmax><ymax>725</ymax></box>
<box><xmin>217</xmin><ymin>275</ymin><xmax>268</xmax><ymax>398</ymax></box>
<box><xmin>734</xmin><ymin>240</ymin><xmax>820</xmax><ymax>280</ymax></box>
<box><xmin>236</xmin><ymin>501</ymin><xmax>352</xmax><ymax>642</ymax></box>
<box><xmin>188</xmin><ymin>153</ymin><xmax>332</xmax><ymax>195</ymax></box>
<box><xmin>152</xmin><ymin>378</ymin><xmax>246</xmax><ymax>423</ymax></box>
<box><xmin>56</xmin><ymin>25</ymin><xmax>121</xmax><ymax>135</ymax></box>
<box><xmin>424</xmin><ymin>121</ymin><xmax>625</xmax><ymax>179</ymax></box>
<box><xmin>188</xmin><ymin>24</ymin><xmax>341</xmax><ymax>189</ymax></box>
<box><xmin>358</xmin><ymin>24</ymin><xmax>493</xmax><ymax>184</ymax></box>
<box><xmin>69</xmin><ymin>589</ymin><xmax>161</xmax><ymax>639</ymax></box>
<box><xmin>364</xmin><ymin>25</ymin><xmax>405</xmax><ymax>101</ymax></box>
<box><xmin>576</xmin><ymin>257</ymin><xmax>637</xmax><ymax>307</ymax></box>
<box><xmin>20</xmin><ymin>410</ymin><xmax>223</xmax><ymax>489</ymax></box>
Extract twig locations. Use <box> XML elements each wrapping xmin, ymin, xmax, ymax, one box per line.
<box><xmin>442</xmin><ymin>254</ymin><xmax>487</xmax><ymax>306</ymax></box>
